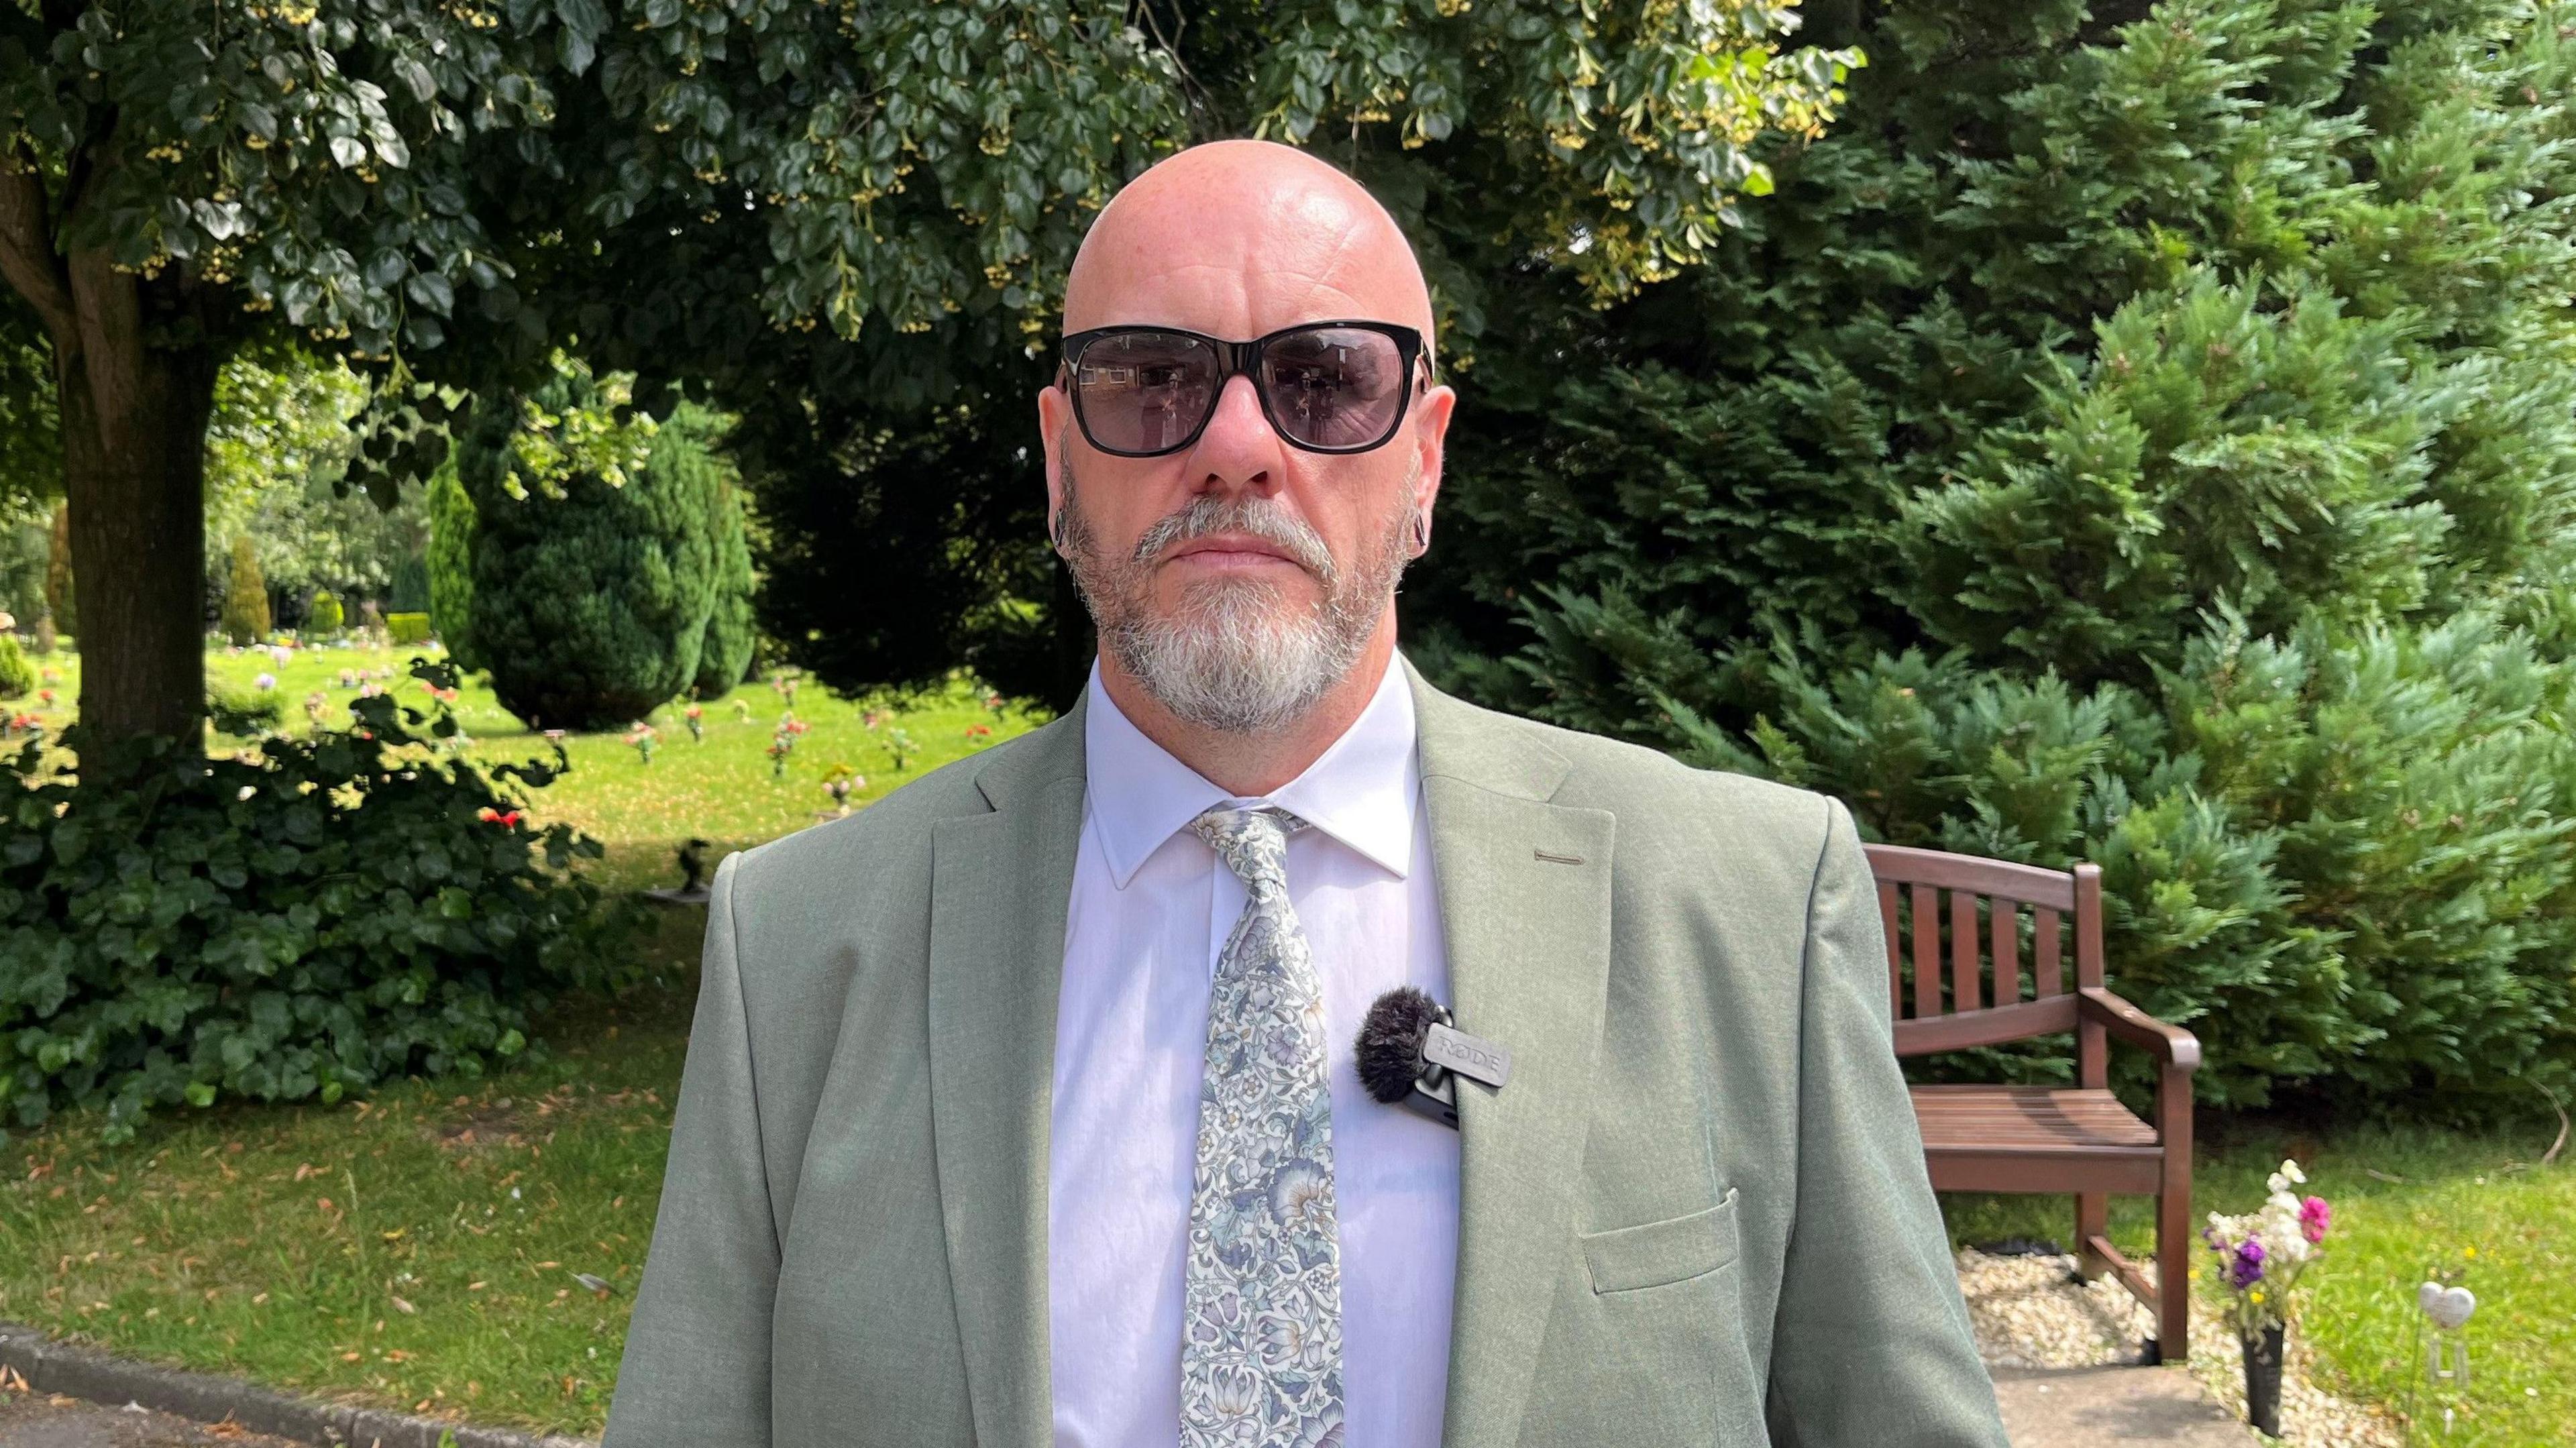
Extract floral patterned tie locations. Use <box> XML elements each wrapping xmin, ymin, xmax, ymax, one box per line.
<box><xmin>1179</xmin><ymin>804</ymin><xmax>1346</xmax><ymax>1448</ymax></box>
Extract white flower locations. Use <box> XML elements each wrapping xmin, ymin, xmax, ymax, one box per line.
<box><xmin>253</xmin><ymin>672</ymin><xmax>276</xmax><ymax>691</ymax></box>
<box><xmin>2280</xmin><ymin>1158</ymin><xmax>2306</xmax><ymax>1185</ymax></box>
<box><xmin>237</xmin><ymin>785</ymin><xmax>256</xmax><ymax>801</ymax></box>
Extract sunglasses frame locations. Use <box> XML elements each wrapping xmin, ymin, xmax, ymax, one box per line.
<box><xmin>1056</xmin><ymin>319</ymin><xmax>1432</xmax><ymax>458</ymax></box>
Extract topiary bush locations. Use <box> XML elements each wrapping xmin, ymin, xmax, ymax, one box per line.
<box><xmin>458</xmin><ymin>366</ymin><xmax>744</xmax><ymax>731</ymax></box>
<box><xmin>307</xmin><ymin>589</ymin><xmax>345</xmax><ymax>636</ymax></box>
<box><xmin>0</xmin><ymin>632</ymin><xmax>30</xmax><ymax>700</ymax></box>
<box><xmin>385</xmin><ymin>611</ymin><xmax>432</xmax><ymax>646</ymax></box>
<box><xmin>0</xmin><ymin>659</ymin><xmax>651</xmax><ymax>1144</ymax></box>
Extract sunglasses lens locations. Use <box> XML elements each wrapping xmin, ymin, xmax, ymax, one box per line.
<box><xmin>1260</xmin><ymin>327</ymin><xmax>1409</xmax><ymax>450</ymax></box>
<box><xmin>1071</xmin><ymin>331</ymin><xmax>1220</xmax><ymax>454</ymax></box>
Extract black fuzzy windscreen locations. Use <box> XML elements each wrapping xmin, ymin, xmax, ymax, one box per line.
<box><xmin>1355</xmin><ymin>986</ymin><xmax>1445</xmax><ymax>1103</ymax></box>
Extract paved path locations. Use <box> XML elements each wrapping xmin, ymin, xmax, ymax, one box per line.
<box><xmin>1992</xmin><ymin>1363</ymin><xmax>2265</xmax><ymax>1446</ymax></box>
<box><xmin>0</xmin><ymin>1392</ymin><xmax>301</xmax><ymax>1448</ymax></box>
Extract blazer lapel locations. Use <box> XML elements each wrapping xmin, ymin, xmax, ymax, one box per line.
<box><xmin>926</xmin><ymin>694</ymin><xmax>1089</xmax><ymax>1448</ymax></box>
<box><xmin>1402</xmin><ymin>657</ymin><xmax>1617</xmax><ymax>1448</ymax></box>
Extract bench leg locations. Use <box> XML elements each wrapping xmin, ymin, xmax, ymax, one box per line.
<box><xmin>2074</xmin><ymin>1191</ymin><xmax>2108</xmax><ymax>1280</ymax></box>
<box><xmin>2154</xmin><ymin>1062</ymin><xmax>2194</xmax><ymax>1364</ymax></box>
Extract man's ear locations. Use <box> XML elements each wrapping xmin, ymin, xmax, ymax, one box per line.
<box><xmin>1036</xmin><ymin>384</ymin><xmax>1073</xmax><ymax>550</ymax></box>
<box><xmin>1409</xmin><ymin>382</ymin><xmax>1456</xmax><ymax>554</ymax></box>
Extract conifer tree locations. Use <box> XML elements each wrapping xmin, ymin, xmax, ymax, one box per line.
<box><xmin>1419</xmin><ymin>0</ymin><xmax>2576</xmax><ymax>1114</ymax></box>
<box><xmin>218</xmin><ymin>535</ymin><xmax>269</xmax><ymax>647</ymax></box>
<box><xmin>423</xmin><ymin>451</ymin><xmax>478</xmax><ymax>673</ymax></box>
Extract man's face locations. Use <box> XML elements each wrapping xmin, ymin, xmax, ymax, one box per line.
<box><xmin>1037</xmin><ymin>144</ymin><xmax>1456</xmax><ymax>732</ymax></box>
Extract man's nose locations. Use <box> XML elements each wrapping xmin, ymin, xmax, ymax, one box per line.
<box><xmin>1185</xmin><ymin>374</ymin><xmax>1285</xmax><ymax>492</ymax></box>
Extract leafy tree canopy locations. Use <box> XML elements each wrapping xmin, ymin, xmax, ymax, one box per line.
<box><xmin>0</xmin><ymin>0</ymin><xmax>1861</xmax><ymax>736</ymax></box>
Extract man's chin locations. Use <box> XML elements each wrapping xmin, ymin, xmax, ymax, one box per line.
<box><xmin>1153</xmin><ymin>575</ymin><xmax>1322</xmax><ymax>627</ymax></box>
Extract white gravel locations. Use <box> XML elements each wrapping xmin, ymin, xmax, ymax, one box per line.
<box><xmin>1957</xmin><ymin>1247</ymin><xmax>2406</xmax><ymax>1445</ymax></box>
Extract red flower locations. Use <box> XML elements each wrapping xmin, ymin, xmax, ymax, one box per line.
<box><xmin>965</xmin><ymin>724</ymin><xmax>992</xmax><ymax>738</ymax></box>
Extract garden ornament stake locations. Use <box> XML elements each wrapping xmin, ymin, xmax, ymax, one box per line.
<box><xmin>2405</xmin><ymin>1267</ymin><xmax>2475</xmax><ymax>1442</ymax></box>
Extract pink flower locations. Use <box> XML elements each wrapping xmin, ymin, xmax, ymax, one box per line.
<box><xmin>2300</xmin><ymin>1195</ymin><xmax>2330</xmax><ymax>1243</ymax></box>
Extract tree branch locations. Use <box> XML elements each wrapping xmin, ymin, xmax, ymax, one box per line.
<box><xmin>0</xmin><ymin>149</ymin><xmax>75</xmax><ymax>343</ymax></box>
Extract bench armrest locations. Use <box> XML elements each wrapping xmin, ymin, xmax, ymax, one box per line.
<box><xmin>2076</xmin><ymin>986</ymin><xmax>2201</xmax><ymax>1070</ymax></box>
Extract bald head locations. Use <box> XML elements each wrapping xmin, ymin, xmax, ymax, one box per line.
<box><xmin>1064</xmin><ymin>140</ymin><xmax>1434</xmax><ymax>359</ymax></box>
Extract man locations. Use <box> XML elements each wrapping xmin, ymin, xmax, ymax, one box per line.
<box><xmin>603</xmin><ymin>140</ymin><xmax>2009</xmax><ymax>1448</ymax></box>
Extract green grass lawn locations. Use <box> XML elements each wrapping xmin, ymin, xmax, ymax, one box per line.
<box><xmin>0</xmin><ymin>638</ymin><xmax>1038</xmax><ymax>1435</ymax></box>
<box><xmin>3</xmin><ymin>640</ymin><xmax>2571</xmax><ymax>1442</ymax></box>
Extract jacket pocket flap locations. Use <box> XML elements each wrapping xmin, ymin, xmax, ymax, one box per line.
<box><xmin>1579</xmin><ymin>1185</ymin><xmax>1741</xmax><ymax>1294</ymax></box>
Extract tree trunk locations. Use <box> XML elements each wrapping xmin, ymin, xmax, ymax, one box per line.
<box><xmin>51</xmin><ymin>268</ymin><xmax>221</xmax><ymax>744</ymax></box>
<box><xmin>1</xmin><ymin>154</ymin><xmax>227</xmax><ymax>747</ymax></box>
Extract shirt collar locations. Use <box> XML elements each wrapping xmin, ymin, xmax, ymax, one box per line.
<box><xmin>1081</xmin><ymin>652</ymin><xmax>1419</xmax><ymax>889</ymax></box>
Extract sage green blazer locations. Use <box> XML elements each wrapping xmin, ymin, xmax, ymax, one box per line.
<box><xmin>602</xmin><ymin>656</ymin><xmax>2009</xmax><ymax>1447</ymax></box>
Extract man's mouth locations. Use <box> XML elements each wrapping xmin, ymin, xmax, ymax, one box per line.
<box><xmin>1162</xmin><ymin>535</ymin><xmax>1308</xmax><ymax>572</ymax></box>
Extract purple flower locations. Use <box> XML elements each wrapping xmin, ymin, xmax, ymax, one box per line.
<box><xmin>2231</xmin><ymin>1238</ymin><xmax>2267</xmax><ymax>1288</ymax></box>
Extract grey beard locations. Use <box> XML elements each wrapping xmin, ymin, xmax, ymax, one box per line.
<box><xmin>1057</xmin><ymin>460</ymin><xmax>1416</xmax><ymax>734</ymax></box>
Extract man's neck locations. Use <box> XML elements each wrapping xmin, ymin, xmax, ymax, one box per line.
<box><xmin>1095</xmin><ymin>618</ymin><xmax>1399</xmax><ymax>798</ymax></box>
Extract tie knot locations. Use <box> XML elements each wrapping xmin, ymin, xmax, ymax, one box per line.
<box><xmin>1189</xmin><ymin>804</ymin><xmax>1307</xmax><ymax>890</ymax></box>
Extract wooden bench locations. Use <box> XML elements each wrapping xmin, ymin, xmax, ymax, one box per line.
<box><xmin>1864</xmin><ymin>843</ymin><xmax>2202</xmax><ymax>1364</ymax></box>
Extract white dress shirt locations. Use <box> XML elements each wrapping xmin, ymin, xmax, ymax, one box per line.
<box><xmin>1049</xmin><ymin>653</ymin><xmax>1460</xmax><ymax>1448</ymax></box>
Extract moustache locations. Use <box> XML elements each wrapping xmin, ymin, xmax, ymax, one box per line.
<box><xmin>1131</xmin><ymin>495</ymin><xmax>1338</xmax><ymax>581</ymax></box>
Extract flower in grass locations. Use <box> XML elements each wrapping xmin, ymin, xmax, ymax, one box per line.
<box><xmin>965</xmin><ymin>723</ymin><xmax>992</xmax><ymax>739</ymax></box>
<box><xmin>254</xmin><ymin>671</ymin><xmax>276</xmax><ymax>690</ymax></box>
<box><xmin>477</xmin><ymin>805</ymin><xmax>524</xmax><ymax>828</ymax></box>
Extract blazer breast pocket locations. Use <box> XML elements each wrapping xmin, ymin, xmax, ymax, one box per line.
<box><xmin>1578</xmin><ymin>1184</ymin><xmax>1741</xmax><ymax>1294</ymax></box>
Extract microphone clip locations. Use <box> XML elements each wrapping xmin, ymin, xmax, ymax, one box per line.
<box><xmin>1395</xmin><ymin>1006</ymin><xmax>1513</xmax><ymax>1130</ymax></box>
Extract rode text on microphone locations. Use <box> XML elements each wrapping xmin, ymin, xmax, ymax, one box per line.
<box><xmin>1354</xmin><ymin>987</ymin><xmax>1511</xmax><ymax>1130</ymax></box>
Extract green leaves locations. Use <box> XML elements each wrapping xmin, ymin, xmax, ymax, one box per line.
<box><xmin>1422</xmin><ymin>0</ymin><xmax>2576</xmax><ymax>1114</ymax></box>
<box><xmin>0</xmin><ymin>664</ymin><xmax>649</xmax><ymax>1137</ymax></box>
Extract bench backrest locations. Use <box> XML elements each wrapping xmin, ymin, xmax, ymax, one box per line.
<box><xmin>1862</xmin><ymin>843</ymin><xmax>2107</xmax><ymax>1081</ymax></box>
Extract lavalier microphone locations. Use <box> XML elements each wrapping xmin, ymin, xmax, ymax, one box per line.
<box><xmin>1354</xmin><ymin>986</ymin><xmax>1512</xmax><ymax>1130</ymax></box>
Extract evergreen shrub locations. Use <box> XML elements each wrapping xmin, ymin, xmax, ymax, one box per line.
<box><xmin>390</xmin><ymin>551</ymin><xmax>431</xmax><ymax>614</ymax></box>
<box><xmin>424</xmin><ymin>451</ymin><xmax>478</xmax><ymax>671</ymax></box>
<box><xmin>0</xmin><ymin>634</ymin><xmax>30</xmax><ymax>700</ymax></box>
<box><xmin>1419</xmin><ymin>0</ymin><xmax>2576</xmax><ymax>1117</ymax></box>
<box><xmin>206</xmin><ymin>681</ymin><xmax>284</xmax><ymax>737</ymax></box>
<box><xmin>307</xmin><ymin>590</ymin><xmax>344</xmax><ymax>636</ymax></box>
<box><xmin>0</xmin><ymin>660</ymin><xmax>650</xmax><ymax>1144</ymax></box>
<box><xmin>385</xmin><ymin>612</ymin><xmax>432</xmax><ymax>646</ymax></box>
<box><xmin>219</xmin><ymin>535</ymin><xmax>270</xmax><ymax>647</ymax></box>
<box><xmin>459</xmin><ymin>368</ymin><xmax>751</xmax><ymax>730</ymax></box>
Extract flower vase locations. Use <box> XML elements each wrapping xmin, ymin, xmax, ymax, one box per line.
<box><xmin>2239</xmin><ymin>1323</ymin><xmax>2286</xmax><ymax>1436</ymax></box>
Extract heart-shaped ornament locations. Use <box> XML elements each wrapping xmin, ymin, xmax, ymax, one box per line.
<box><xmin>2418</xmin><ymin>1281</ymin><xmax>2477</xmax><ymax>1330</ymax></box>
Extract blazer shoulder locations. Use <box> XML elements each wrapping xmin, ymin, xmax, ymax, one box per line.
<box><xmin>1449</xmin><ymin>694</ymin><xmax>1837</xmax><ymax>838</ymax></box>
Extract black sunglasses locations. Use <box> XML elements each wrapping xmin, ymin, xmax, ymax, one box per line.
<box><xmin>1057</xmin><ymin>320</ymin><xmax>1431</xmax><ymax>457</ymax></box>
